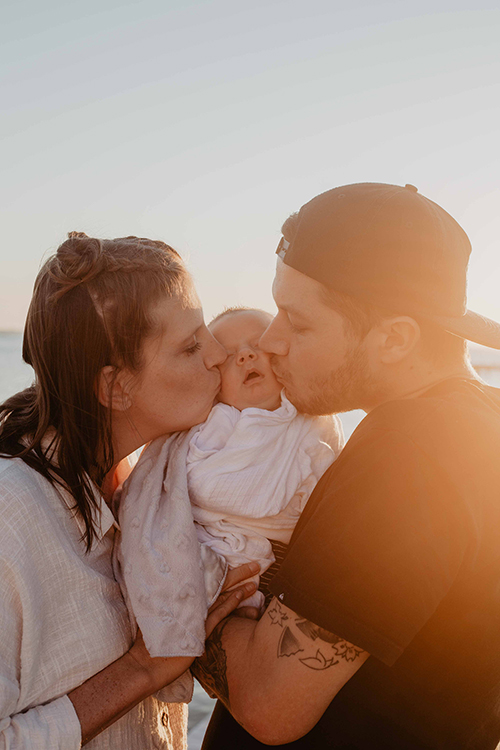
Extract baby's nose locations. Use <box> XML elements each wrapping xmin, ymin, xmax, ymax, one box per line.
<box><xmin>237</xmin><ymin>347</ymin><xmax>257</xmax><ymax>365</ymax></box>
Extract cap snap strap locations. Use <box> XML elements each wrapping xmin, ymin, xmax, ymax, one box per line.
<box><xmin>276</xmin><ymin>236</ymin><xmax>290</xmax><ymax>259</ymax></box>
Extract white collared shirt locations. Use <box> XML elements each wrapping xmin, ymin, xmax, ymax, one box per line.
<box><xmin>0</xmin><ymin>457</ymin><xmax>187</xmax><ymax>749</ymax></box>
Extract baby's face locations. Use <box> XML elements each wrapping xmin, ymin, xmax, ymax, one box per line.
<box><xmin>210</xmin><ymin>310</ymin><xmax>282</xmax><ymax>411</ymax></box>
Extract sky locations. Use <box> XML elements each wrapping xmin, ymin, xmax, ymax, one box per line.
<box><xmin>1</xmin><ymin>0</ymin><xmax>500</xmax><ymax>330</ymax></box>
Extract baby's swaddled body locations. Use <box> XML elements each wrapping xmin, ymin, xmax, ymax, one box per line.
<box><xmin>187</xmin><ymin>393</ymin><xmax>342</xmax><ymax>607</ymax></box>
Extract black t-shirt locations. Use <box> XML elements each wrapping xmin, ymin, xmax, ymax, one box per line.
<box><xmin>202</xmin><ymin>379</ymin><xmax>500</xmax><ymax>749</ymax></box>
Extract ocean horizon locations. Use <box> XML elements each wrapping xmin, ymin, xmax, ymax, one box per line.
<box><xmin>0</xmin><ymin>332</ymin><xmax>34</xmax><ymax>404</ymax></box>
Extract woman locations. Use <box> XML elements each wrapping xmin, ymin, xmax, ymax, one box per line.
<box><xmin>0</xmin><ymin>233</ymin><xmax>257</xmax><ymax>749</ymax></box>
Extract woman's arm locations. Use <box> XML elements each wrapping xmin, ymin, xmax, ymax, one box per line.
<box><xmin>0</xmin><ymin>550</ymin><xmax>84</xmax><ymax>750</ymax></box>
<box><xmin>67</xmin><ymin>637</ymin><xmax>191</xmax><ymax>746</ymax></box>
<box><xmin>68</xmin><ymin>566</ymin><xmax>258</xmax><ymax>745</ymax></box>
<box><xmin>0</xmin><ymin>543</ymin><xmax>256</xmax><ymax>750</ymax></box>
<box><xmin>0</xmin><ymin>694</ymin><xmax>83</xmax><ymax>750</ymax></box>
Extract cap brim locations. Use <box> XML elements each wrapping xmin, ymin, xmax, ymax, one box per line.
<box><xmin>427</xmin><ymin>310</ymin><xmax>500</xmax><ymax>350</ymax></box>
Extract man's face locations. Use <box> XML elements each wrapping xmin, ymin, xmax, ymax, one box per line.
<box><xmin>259</xmin><ymin>259</ymin><xmax>376</xmax><ymax>415</ymax></box>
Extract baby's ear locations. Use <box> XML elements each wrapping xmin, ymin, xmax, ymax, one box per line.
<box><xmin>96</xmin><ymin>366</ymin><xmax>133</xmax><ymax>411</ymax></box>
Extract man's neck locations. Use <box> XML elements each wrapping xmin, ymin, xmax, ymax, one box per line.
<box><xmin>364</xmin><ymin>359</ymin><xmax>478</xmax><ymax>413</ymax></box>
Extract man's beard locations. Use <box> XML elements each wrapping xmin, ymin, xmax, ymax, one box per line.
<box><xmin>272</xmin><ymin>342</ymin><xmax>383</xmax><ymax>416</ymax></box>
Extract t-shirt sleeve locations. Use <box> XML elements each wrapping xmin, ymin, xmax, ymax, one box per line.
<box><xmin>268</xmin><ymin>420</ymin><xmax>469</xmax><ymax>666</ymax></box>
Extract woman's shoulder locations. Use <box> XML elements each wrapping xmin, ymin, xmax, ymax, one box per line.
<box><xmin>0</xmin><ymin>452</ymin><xmax>54</xmax><ymax>480</ymax></box>
<box><xmin>0</xmin><ymin>457</ymin><xmax>62</xmax><ymax>534</ymax></box>
<box><xmin>0</xmin><ymin>455</ymin><xmax>43</xmax><ymax>491</ymax></box>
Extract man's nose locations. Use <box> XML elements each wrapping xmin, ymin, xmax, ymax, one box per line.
<box><xmin>237</xmin><ymin>347</ymin><xmax>257</xmax><ymax>365</ymax></box>
<box><xmin>259</xmin><ymin>317</ymin><xmax>288</xmax><ymax>356</ymax></box>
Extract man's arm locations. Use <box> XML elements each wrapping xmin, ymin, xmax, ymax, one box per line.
<box><xmin>193</xmin><ymin>597</ymin><xmax>369</xmax><ymax>745</ymax></box>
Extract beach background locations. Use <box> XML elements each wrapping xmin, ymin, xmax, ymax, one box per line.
<box><xmin>2</xmin><ymin>2</ymin><xmax>500</xmax><ymax>743</ymax></box>
<box><xmin>3</xmin><ymin>330</ymin><xmax>500</xmax><ymax>746</ymax></box>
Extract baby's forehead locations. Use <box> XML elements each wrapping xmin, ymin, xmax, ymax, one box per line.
<box><xmin>211</xmin><ymin>309</ymin><xmax>272</xmax><ymax>337</ymax></box>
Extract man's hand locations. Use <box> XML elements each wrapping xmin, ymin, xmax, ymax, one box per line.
<box><xmin>193</xmin><ymin>597</ymin><xmax>369</xmax><ymax>744</ymax></box>
<box><xmin>126</xmin><ymin>563</ymin><xmax>259</xmax><ymax>696</ymax></box>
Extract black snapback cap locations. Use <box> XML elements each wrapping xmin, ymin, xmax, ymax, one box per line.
<box><xmin>276</xmin><ymin>182</ymin><xmax>500</xmax><ymax>349</ymax></box>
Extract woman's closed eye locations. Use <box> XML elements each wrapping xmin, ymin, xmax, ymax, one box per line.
<box><xmin>185</xmin><ymin>341</ymin><xmax>202</xmax><ymax>355</ymax></box>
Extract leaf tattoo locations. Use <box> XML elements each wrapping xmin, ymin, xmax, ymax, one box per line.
<box><xmin>333</xmin><ymin>642</ymin><xmax>364</xmax><ymax>662</ymax></box>
<box><xmin>300</xmin><ymin>648</ymin><xmax>339</xmax><ymax>670</ymax></box>
<box><xmin>268</xmin><ymin>601</ymin><xmax>289</xmax><ymax>627</ymax></box>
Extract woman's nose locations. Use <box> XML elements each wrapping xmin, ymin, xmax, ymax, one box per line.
<box><xmin>237</xmin><ymin>347</ymin><xmax>257</xmax><ymax>365</ymax></box>
<box><xmin>206</xmin><ymin>334</ymin><xmax>227</xmax><ymax>369</ymax></box>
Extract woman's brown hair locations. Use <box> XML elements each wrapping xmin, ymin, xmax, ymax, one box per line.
<box><xmin>0</xmin><ymin>233</ymin><xmax>188</xmax><ymax>550</ymax></box>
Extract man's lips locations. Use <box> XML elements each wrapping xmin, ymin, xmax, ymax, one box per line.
<box><xmin>269</xmin><ymin>356</ymin><xmax>286</xmax><ymax>383</ymax></box>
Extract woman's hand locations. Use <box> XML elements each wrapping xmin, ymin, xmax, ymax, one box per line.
<box><xmin>70</xmin><ymin>630</ymin><xmax>193</xmax><ymax>744</ymax></box>
<box><xmin>220</xmin><ymin>561</ymin><xmax>260</xmax><ymax>593</ymax></box>
<box><xmin>126</xmin><ymin>561</ymin><xmax>261</xmax><ymax>691</ymax></box>
<box><xmin>127</xmin><ymin>629</ymin><xmax>194</xmax><ymax>694</ymax></box>
<box><xmin>206</xmin><ymin>561</ymin><xmax>260</xmax><ymax>638</ymax></box>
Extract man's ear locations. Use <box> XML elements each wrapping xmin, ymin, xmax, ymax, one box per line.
<box><xmin>97</xmin><ymin>366</ymin><xmax>133</xmax><ymax>411</ymax></box>
<box><xmin>377</xmin><ymin>317</ymin><xmax>421</xmax><ymax>364</ymax></box>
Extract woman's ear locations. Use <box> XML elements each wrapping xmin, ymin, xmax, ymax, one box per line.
<box><xmin>377</xmin><ymin>316</ymin><xmax>421</xmax><ymax>364</ymax></box>
<box><xmin>97</xmin><ymin>366</ymin><xmax>133</xmax><ymax>411</ymax></box>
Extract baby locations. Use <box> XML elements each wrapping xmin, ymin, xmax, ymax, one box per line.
<box><xmin>116</xmin><ymin>307</ymin><xmax>343</xmax><ymax>701</ymax></box>
<box><xmin>188</xmin><ymin>307</ymin><xmax>344</xmax><ymax>606</ymax></box>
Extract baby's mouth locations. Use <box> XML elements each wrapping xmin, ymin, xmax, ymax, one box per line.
<box><xmin>244</xmin><ymin>368</ymin><xmax>263</xmax><ymax>385</ymax></box>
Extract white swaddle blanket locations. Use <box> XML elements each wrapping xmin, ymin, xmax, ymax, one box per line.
<box><xmin>117</xmin><ymin>393</ymin><xmax>343</xmax><ymax>702</ymax></box>
<box><xmin>187</xmin><ymin>394</ymin><xmax>344</xmax><ymax>589</ymax></box>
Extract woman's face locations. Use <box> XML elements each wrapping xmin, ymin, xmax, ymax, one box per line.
<box><xmin>125</xmin><ymin>284</ymin><xmax>226</xmax><ymax>444</ymax></box>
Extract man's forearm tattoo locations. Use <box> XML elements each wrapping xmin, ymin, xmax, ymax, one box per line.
<box><xmin>268</xmin><ymin>600</ymin><xmax>364</xmax><ymax>671</ymax></box>
<box><xmin>278</xmin><ymin>625</ymin><xmax>304</xmax><ymax>658</ymax></box>
<box><xmin>192</xmin><ymin>618</ymin><xmax>231</xmax><ymax>709</ymax></box>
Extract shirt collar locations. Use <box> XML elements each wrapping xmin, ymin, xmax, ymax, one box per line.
<box><xmin>73</xmin><ymin>486</ymin><xmax>117</xmax><ymax>550</ymax></box>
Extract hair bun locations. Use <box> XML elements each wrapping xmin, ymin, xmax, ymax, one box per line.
<box><xmin>50</xmin><ymin>232</ymin><xmax>106</xmax><ymax>300</ymax></box>
<box><xmin>67</xmin><ymin>231</ymin><xmax>90</xmax><ymax>240</ymax></box>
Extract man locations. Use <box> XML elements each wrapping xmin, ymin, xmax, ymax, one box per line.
<box><xmin>194</xmin><ymin>183</ymin><xmax>500</xmax><ymax>749</ymax></box>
